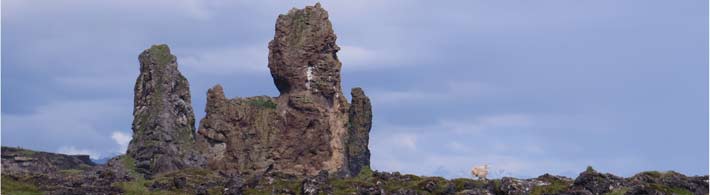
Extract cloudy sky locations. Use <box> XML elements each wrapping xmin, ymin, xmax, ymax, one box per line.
<box><xmin>2</xmin><ymin>0</ymin><xmax>707</xmax><ymax>178</ymax></box>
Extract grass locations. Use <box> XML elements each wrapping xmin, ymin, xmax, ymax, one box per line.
<box><xmin>530</xmin><ymin>179</ymin><xmax>571</xmax><ymax>195</ymax></box>
<box><xmin>119</xmin><ymin>155</ymin><xmax>142</xmax><ymax>179</ymax></box>
<box><xmin>649</xmin><ymin>183</ymin><xmax>694</xmax><ymax>195</ymax></box>
<box><xmin>247</xmin><ymin>98</ymin><xmax>277</xmax><ymax>109</ymax></box>
<box><xmin>1</xmin><ymin>175</ymin><xmax>43</xmax><ymax>195</ymax></box>
<box><xmin>147</xmin><ymin>44</ymin><xmax>173</xmax><ymax>65</ymax></box>
<box><xmin>17</xmin><ymin>149</ymin><xmax>37</xmax><ymax>156</ymax></box>
<box><xmin>113</xmin><ymin>167</ymin><xmax>223</xmax><ymax>195</ymax></box>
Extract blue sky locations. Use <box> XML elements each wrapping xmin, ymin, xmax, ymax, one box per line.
<box><xmin>2</xmin><ymin>0</ymin><xmax>707</xmax><ymax>179</ymax></box>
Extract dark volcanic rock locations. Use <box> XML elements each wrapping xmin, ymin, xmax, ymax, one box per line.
<box><xmin>628</xmin><ymin>171</ymin><xmax>709</xmax><ymax>195</ymax></box>
<box><xmin>301</xmin><ymin>170</ymin><xmax>331</xmax><ymax>194</ymax></box>
<box><xmin>572</xmin><ymin>167</ymin><xmax>625</xmax><ymax>195</ymax></box>
<box><xmin>127</xmin><ymin>44</ymin><xmax>203</xmax><ymax>176</ymax></box>
<box><xmin>196</xmin><ymin>3</ymin><xmax>371</xmax><ymax>177</ymax></box>
<box><xmin>346</xmin><ymin>87</ymin><xmax>373</xmax><ymax>176</ymax></box>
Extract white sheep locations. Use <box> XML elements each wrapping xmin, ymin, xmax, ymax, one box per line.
<box><xmin>471</xmin><ymin>164</ymin><xmax>489</xmax><ymax>180</ymax></box>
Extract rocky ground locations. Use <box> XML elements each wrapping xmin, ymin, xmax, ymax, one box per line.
<box><xmin>2</xmin><ymin>146</ymin><xmax>707</xmax><ymax>195</ymax></box>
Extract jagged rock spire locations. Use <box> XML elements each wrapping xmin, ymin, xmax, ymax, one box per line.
<box><xmin>268</xmin><ymin>2</ymin><xmax>343</xmax><ymax>101</ymax></box>
<box><xmin>347</xmin><ymin>87</ymin><xmax>373</xmax><ymax>175</ymax></box>
<box><xmin>127</xmin><ymin>44</ymin><xmax>202</xmax><ymax>176</ymax></box>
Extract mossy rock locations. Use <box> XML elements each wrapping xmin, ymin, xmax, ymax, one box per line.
<box><xmin>147</xmin><ymin>44</ymin><xmax>174</xmax><ymax>66</ymax></box>
<box><xmin>648</xmin><ymin>183</ymin><xmax>694</xmax><ymax>195</ymax></box>
<box><xmin>603</xmin><ymin>187</ymin><xmax>630</xmax><ymax>195</ymax></box>
<box><xmin>530</xmin><ymin>179</ymin><xmax>572</xmax><ymax>195</ymax></box>
<box><xmin>246</xmin><ymin>98</ymin><xmax>277</xmax><ymax>109</ymax></box>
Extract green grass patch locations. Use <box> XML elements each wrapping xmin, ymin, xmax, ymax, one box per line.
<box><xmin>17</xmin><ymin>150</ymin><xmax>37</xmax><ymax>156</ymax></box>
<box><xmin>1</xmin><ymin>175</ymin><xmax>43</xmax><ymax>195</ymax></box>
<box><xmin>530</xmin><ymin>179</ymin><xmax>571</xmax><ymax>195</ymax></box>
<box><xmin>147</xmin><ymin>44</ymin><xmax>173</xmax><ymax>65</ymax></box>
<box><xmin>118</xmin><ymin>155</ymin><xmax>142</xmax><ymax>179</ymax></box>
<box><xmin>113</xmin><ymin>180</ymin><xmax>192</xmax><ymax>195</ymax></box>
<box><xmin>247</xmin><ymin>98</ymin><xmax>277</xmax><ymax>109</ymax></box>
<box><xmin>649</xmin><ymin>183</ymin><xmax>693</xmax><ymax>195</ymax></box>
<box><xmin>451</xmin><ymin>178</ymin><xmax>487</xmax><ymax>191</ymax></box>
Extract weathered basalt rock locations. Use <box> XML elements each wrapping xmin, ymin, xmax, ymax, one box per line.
<box><xmin>195</xmin><ymin>3</ymin><xmax>372</xmax><ymax>177</ymax></box>
<box><xmin>347</xmin><ymin>87</ymin><xmax>373</xmax><ymax>176</ymax></box>
<box><xmin>571</xmin><ymin>167</ymin><xmax>625</xmax><ymax>194</ymax></box>
<box><xmin>127</xmin><ymin>44</ymin><xmax>203</xmax><ymax>176</ymax></box>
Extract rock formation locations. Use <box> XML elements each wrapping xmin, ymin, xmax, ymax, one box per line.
<box><xmin>195</xmin><ymin>3</ymin><xmax>372</xmax><ymax>177</ymax></box>
<box><xmin>2</xmin><ymin>4</ymin><xmax>709</xmax><ymax>195</ymax></box>
<box><xmin>346</xmin><ymin>87</ymin><xmax>372</xmax><ymax>175</ymax></box>
<box><xmin>2</xmin><ymin>146</ymin><xmax>95</xmax><ymax>175</ymax></box>
<box><xmin>126</xmin><ymin>44</ymin><xmax>203</xmax><ymax>176</ymax></box>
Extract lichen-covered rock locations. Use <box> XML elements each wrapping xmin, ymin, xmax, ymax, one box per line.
<box><xmin>628</xmin><ymin>171</ymin><xmax>709</xmax><ymax>195</ymax></box>
<box><xmin>301</xmin><ymin>170</ymin><xmax>331</xmax><ymax>194</ymax></box>
<box><xmin>500</xmin><ymin>177</ymin><xmax>533</xmax><ymax>195</ymax></box>
<box><xmin>572</xmin><ymin>167</ymin><xmax>625</xmax><ymax>195</ymax></box>
<box><xmin>195</xmin><ymin>85</ymin><xmax>284</xmax><ymax>174</ymax></box>
<box><xmin>346</xmin><ymin>87</ymin><xmax>373</xmax><ymax>176</ymax></box>
<box><xmin>196</xmin><ymin>3</ymin><xmax>370</xmax><ymax>177</ymax></box>
<box><xmin>127</xmin><ymin>44</ymin><xmax>203</xmax><ymax>176</ymax></box>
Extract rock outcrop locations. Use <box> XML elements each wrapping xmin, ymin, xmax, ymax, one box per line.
<box><xmin>195</xmin><ymin>3</ymin><xmax>372</xmax><ymax>177</ymax></box>
<box><xmin>1</xmin><ymin>146</ymin><xmax>94</xmax><ymax>175</ymax></box>
<box><xmin>126</xmin><ymin>44</ymin><xmax>203</xmax><ymax>176</ymax></box>
<box><xmin>346</xmin><ymin>87</ymin><xmax>373</xmax><ymax>175</ymax></box>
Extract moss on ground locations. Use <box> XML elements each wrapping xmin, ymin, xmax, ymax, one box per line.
<box><xmin>17</xmin><ymin>149</ymin><xmax>37</xmax><ymax>156</ymax></box>
<box><xmin>649</xmin><ymin>183</ymin><xmax>694</xmax><ymax>195</ymax></box>
<box><xmin>530</xmin><ymin>179</ymin><xmax>571</xmax><ymax>195</ymax></box>
<box><xmin>113</xmin><ymin>167</ymin><xmax>221</xmax><ymax>195</ymax></box>
<box><xmin>1</xmin><ymin>175</ymin><xmax>44</xmax><ymax>195</ymax></box>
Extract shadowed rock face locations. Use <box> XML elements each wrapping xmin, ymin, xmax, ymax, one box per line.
<box><xmin>196</xmin><ymin>3</ymin><xmax>372</xmax><ymax>177</ymax></box>
<box><xmin>347</xmin><ymin>88</ymin><xmax>372</xmax><ymax>175</ymax></box>
<box><xmin>127</xmin><ymin>44</ymin><xmax>203</xmax><ymax>176</ymax></box>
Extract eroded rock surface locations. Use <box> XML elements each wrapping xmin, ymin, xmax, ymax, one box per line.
<box><xmin>127</xmin><ymin>44</ymin><xmax>203</xmax><ymax>176</ymax></box>
<box><xmin>195</xmin><ymin>3</ymin><xmax>371</xmax><ymax>177</ymax></box>
<box><xmin>346</xmin><ymin>87</ymin><xmax>373</xmax><ymax>175</ymax></box>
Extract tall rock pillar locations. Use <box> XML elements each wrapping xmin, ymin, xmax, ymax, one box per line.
<box><xmin>346</xmin><ymin>88</ymin><xmax>372</xmax><ymax>176</ymax></box>
<box><xmin>127</xmin><ymin>44</ymin><xmax>202</xmax><ymax>176</ymax></box>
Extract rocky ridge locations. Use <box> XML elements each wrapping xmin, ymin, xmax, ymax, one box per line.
<box><xmin>2</xmin><ymin>147</ymin><xmax>707</xmax><ymax>195</ymax></box>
